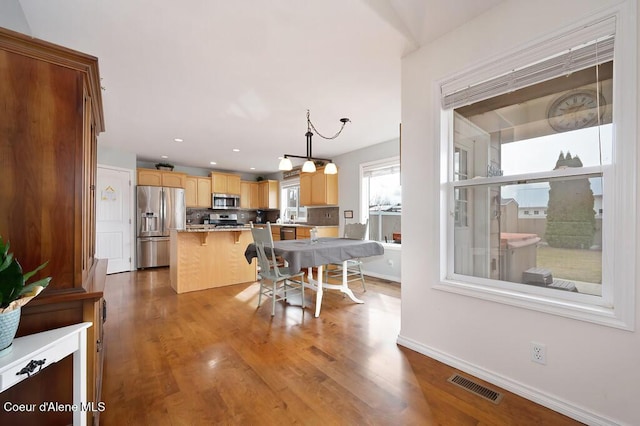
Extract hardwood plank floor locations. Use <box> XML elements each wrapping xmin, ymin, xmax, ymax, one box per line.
<box><xmin>101</xmin><ymin>269</ymin><xmax>581</xmax><ymax>425</ymax></box>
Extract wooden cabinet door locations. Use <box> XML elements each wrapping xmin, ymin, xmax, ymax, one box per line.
<box><xmin>185</xmin><ymin>177</ymin><xmax>198</xmax><ymax>207</ymax></box>
<box><xmin>270</xmin><ymin>225</ymin><xmax>281</xmax><ymax>241</ymax></box>
<box><xmin>240</xmin><ymin>181</ymin><xmax>251</xmax><ymax>208</ymax></box>
<box><xmin>196</xmin><ymin>177</ymin><xmax>212</xmax><ymax>207</ymax></box>
<box><xmin>227</xmin><ymin>175</ymin><xmax>241</xmax><ymax>195</ymax></box>
<box><xmin>211</xmin><ymin>173</ymin><xmax>227</xmax><ymax>193</ymax></box>
<box><xmin>300</xmin><ymin>174</ymin><xmax>312</xmax><ymax>206</ymax></box>
<box><xmin>162</xmin><ymin>171</ymin><xmax>186</xmax><ymax>188</ymax></box>
<box><xmin>138</xmin><ymin>169</ymin><xmax>162</xmax><ymax>186</ymax></box>
<box><xmin>310</xmin><ymin>172</ymin><xmax>327</xmax><ymax>205</ymax></box>
<box><xmin>211</xmin><ymin>172</ymin><xmax>241</xmax><ymax>195</ymax></box>
<box><xmin>297</xmin><ymin>227</ymin><xmax>311</xmax><ymax>239</ymax></box>
<box><xmin>250</xmin><ymin>183</ymin><xmax>260</xmax><ymax>209</ymax></box>
<box><xmin>259</xmin><ymin>180</ymin><xmax>279</xmax><ymax>209</ymax></box>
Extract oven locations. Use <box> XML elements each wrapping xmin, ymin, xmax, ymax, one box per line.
<box><xmin>280</xmin><ymin>226</ymin><xmax>296</xmax><ymax>240</ymax></box>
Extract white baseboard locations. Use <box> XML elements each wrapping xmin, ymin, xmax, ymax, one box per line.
<box><xmin>396</xmin><ymin>334</ymin><xmax>619</xmax><ymax>426</ymax></box>
<box><xmin>362</xmin><ymin>270</ymin><xmax>401</xmax><ymax>283</ymax></box>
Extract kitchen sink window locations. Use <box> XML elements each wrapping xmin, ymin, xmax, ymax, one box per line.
<box><xmin>280</xmin><ymin>178</ymin><xmax>306</xmax><ymax>223</ymax></box>
<box><xmin>360</xmin><ymin>157</ymin><xmax>401</xmax><ymax>245</ymax></box>
<box><xmin>438</xmin><ymin>13</ymin><xmax>636</xmax><ymax>329</ymax></box>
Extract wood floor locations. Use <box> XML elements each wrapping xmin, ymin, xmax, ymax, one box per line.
<box><xmin>101</xmin><ymin>269</ymin><xmax>581</xmax><ymax>425</ymax></box>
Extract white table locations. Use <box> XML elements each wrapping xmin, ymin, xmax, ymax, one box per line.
<box><xmin>245</xmin><ymin>237</ymin><xmax>384</xmax><ymax>317</ymax></box>
<box><xmin>0</xmin><ymin>322</ymin><xmax>91</xmax><ymax>426</ymax></box>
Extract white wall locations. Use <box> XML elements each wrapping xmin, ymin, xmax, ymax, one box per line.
<box><xmin>0</xmin><ymin>0</ymin><xmax>30</xmax><ymax>35</ymax></box>
<box><xmin>400</xmin><ymin>0</ymin><xmax>639</xmax><ymax>425</ymax></box>
<box><xmin>334</xmin><ymin>139</ymin><xmax>401</xmax><ymax>281</ymax></box>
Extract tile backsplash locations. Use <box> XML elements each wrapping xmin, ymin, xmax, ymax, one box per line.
<box><xmin>306</xmin><ymin>207</ymin><xmax>339</xmax><ymax>226</ymax></box>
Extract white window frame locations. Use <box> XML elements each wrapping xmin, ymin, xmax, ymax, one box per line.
<box><xmin>280</xmin><ymin>178</ymin><xmax>306</xmax><ymax>222</ymax></box>
<box><xmin>436</xmin><ymin>5</ymin><xmax>636</xmax><ymax>330</ymax></box>
<box><xmin>360</xmin><ymin>156</ymin><xmax>401</xmax><ymax>246</ymax></box>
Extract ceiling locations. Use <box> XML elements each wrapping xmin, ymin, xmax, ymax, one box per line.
<box><xmin>17</xmin><ymin>0</ymin><xmax>503</xmax><ymax>175</ymax></box>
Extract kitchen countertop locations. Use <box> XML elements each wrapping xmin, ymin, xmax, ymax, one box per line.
<box><xmin>182</xmin><ymin>225</ymin><xmax>251</xmax><ymax>232</ymax></box>
<box><xmin>254</xmin><ymin>223</ymin><xmax>338</xmax><ymax>228</ymax></box>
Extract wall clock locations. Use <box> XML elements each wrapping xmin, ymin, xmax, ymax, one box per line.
<box><xmin>547</xmin><ymin>89</ymin><xmax>606</xmax><ymax>132</ymax></box>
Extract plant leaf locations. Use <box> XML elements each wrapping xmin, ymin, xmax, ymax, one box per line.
<box><xmin>22</xmin><ymin>261</ymin><xmax>49</xmax><ymax>282</ymax></box>
<box><xmin>20</xmin><ymin>277</ymin><xmax>52</xmax><ymax>296</ymax></box>
<box><xmin>0</xmin><ymin>252</ymin><xmax>13</xmax><ymax>273</ymax></box>
<box><xmin>0</xmin><ymin>259</ymin><xmax>24</xmax><ymax>309</ymax></box>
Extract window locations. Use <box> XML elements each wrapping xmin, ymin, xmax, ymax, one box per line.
<box><xmin>360</xmin><ymin>157</ymin><xmax>401</xmax><ymax>244</ymax></box>
<box><xmin>438</xmin><ymin>12</ymin><xmax>636</xmax><ymax>329</ymax></box>
<box><xmin>280</xmin><ymin>178</ymin><xmax>306</xmax><ymax>222</ymax></box>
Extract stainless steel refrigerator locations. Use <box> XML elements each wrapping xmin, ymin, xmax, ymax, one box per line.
<box><xmin>136</xmin><ymin>186</ymin><xmax>186</xmax><ymax>268</ymax></box>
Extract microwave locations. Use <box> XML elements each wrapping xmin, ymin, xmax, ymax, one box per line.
<box><xmin>212</xmin><ymin>193</ymin><xmax>240</xmax><ymax>209</ymax></box>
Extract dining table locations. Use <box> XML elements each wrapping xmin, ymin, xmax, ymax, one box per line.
<box><xmin>244</xmin><ymin>237</ymin><xmax>384</xmax><ymax>317</ymax></box>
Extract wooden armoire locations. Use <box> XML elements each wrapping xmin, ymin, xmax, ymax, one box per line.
<box><xmin>0</xmin><ymin>27</ymin><xmax>107</xmax><ymax>425</ymax></box>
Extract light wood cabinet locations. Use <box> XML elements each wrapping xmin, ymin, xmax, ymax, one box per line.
<box><xmin>211</xmin><ymin>172</ymin><xmax>241</xmax><ymax>195</ymax></box>
<box><xmin>137</xmin><ymin>168</ymin><xmax>163</xmax><ymax>186</ymax></box>
<box><xmin>258</xmin><ymin>180</ymin><xmax>279</xmax><ymax>209</ymax></box>
<box><xmin>185</xmin><ymin>176</ymin><xmax>212</xmax><ymax>208</ymax></box>
<box><xmin>137</xmin><ymin>168</ymin><xmax>186</xmax><ymax>188</ymax></box>
<box><xmin>240</xmin><ymin>181</ymin><xmax>257</xmax><ymax>209</ymax></box>
<box><xmin>300</xmin><ymin>167</ymin><xmax>338</xmax><ymax>206</ymax></box>
<box><xmin>270</xmin><ymin>225</ymin><xmax>281</xmax><ymax>241</ymax></box>
<box><xmin>0</xmin><ymin>27</ymin><xmax>106</xmax><ymax>426</ymax></box>
<box><xmin>296</xmin><ymin>226</ymin><xmax>339</xmax><ymax>239</ymax></box>
<box><xmin>162</xmin><ymin>171</ymin><xmax>187</xmax><ymax>188</ymax></box>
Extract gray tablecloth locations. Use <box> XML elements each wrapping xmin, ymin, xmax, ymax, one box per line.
<box><xmin>244</xmin><ymin>237</ymin><xmax>384</xmax><ymax>274</ymax></box>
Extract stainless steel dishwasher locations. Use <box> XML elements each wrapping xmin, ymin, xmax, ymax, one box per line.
<box><xmin>280</xmin><ymin>226</ymin><xmax>296</xmax><ymax>240</ymax></box>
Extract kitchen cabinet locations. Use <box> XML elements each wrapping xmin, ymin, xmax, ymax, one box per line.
<box><xmin>185</xmin><ymin>176</ymin><xmax>212</xmax><ymax>208</ymax></box>
<box><xmin>137</xmin><ymin>168</ymin><xmax>186</xmax><ymax>188</ymax></box>
<box><xmin>258</xmin><ymin>180</ymin><xmax>279</xmax><ymax>209</ymax></box>
<box><xmin>296</xmin><ymin>226</ymin><xmax>339</xmax><ymax>239</ymax></box>
<box><xmin>211</xmin><ymin>172</ymin><xmax>241</xmax><ymax>195</ymax></box>
<box><xmin>0</xmin><ymin>27</ymin><xmax>106</xmax><ymax>425</ymax></box>
<box><xmin>241</xmin><ymin>180</ymin><xmax>279</xmax><ymax>209</ymax></box>
<box><xmin>300</xmin><ymin>167</ymin><xmax>338</xmax><ymax>206</ymax></box>
<box><xmin>240</xmin><ymin>181</ymin><xmax>259</xmax><ymax>209</ymax></box>
<box><xmin>270</xmin><ymin>225</ymin><xmax>281</xmax><ymax>241</ymax></box>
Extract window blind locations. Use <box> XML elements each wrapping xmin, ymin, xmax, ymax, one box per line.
<box><xmin>441</xmin><ymin>17</ymin><xmax>616</xmax><ymax>110</ymax></box>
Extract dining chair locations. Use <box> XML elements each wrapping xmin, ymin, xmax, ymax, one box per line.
<box><xmin>325</xmin><ymin>219</ymin><xmax>369</xmax><ymax>291</ymax></box>
<box><xmin>250</xmin><ymin>222</ymin><xmax>306</xmax><ymax>315</ymax></box>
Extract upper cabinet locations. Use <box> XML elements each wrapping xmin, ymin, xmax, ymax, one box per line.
<box><xmin>240</xmin><ymin>180</ymin><xmax>279</xmax><ymax>209</ymax></box>
<box><xmin>185</xmin><ymin>176</ymin><xmax>212</xmax><ymax>208</ymax></box>
<box><xmin>300</xmin><ymin>167</ymin><xmax>338</xmax><ymax>206</ymax></box>
<box><xmin>258</xmin><ymin>180</ymin><xmax>279</xmax><ymax>209</ymax></box>
<box><xmin>240</xmin><ymin>181</ymin><xmax>256</xmax><ymax>209</ymax></box>
<box><xmin>211</xmin><ymin>172</ymin><xmax>241</xmax><ymax>195</ymax></box>
<box><xmin>137</xmin><ymin>168</ymin><xmax>186</xmax><ymax>188</ymax></box>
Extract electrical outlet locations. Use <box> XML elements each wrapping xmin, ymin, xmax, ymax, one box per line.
<box><xmin>531</xmin><ymin>342</ymin><xmax>546</xmax><ymax>365</ymax></box>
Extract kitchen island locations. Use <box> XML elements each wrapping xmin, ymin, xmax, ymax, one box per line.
<box><xmin>170</xmin><ymin>227</ymin><xmax>256</xmax><ymax>294</ymax></box>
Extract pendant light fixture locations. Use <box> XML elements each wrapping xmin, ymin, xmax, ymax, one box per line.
<box><xmin>279</xmin><ymin>110</ymin><xmax>350</xmax><ymax>174</ymax></box>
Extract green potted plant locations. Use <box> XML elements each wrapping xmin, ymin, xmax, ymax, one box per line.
<box><xmin>0</xmin><ymin>235</ymin><xmax>51</xmax><ymax>356</ymax></box>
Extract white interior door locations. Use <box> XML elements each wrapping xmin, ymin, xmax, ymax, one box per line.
<box><xmin>96</xmin><ymin>165</ymin><xmax>133</xmax><ymax>274</ymax></box>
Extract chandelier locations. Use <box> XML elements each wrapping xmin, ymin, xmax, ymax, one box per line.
<box><xmin>278</xmin><ymin>110</ymin><xmax>350</xmax><ymax>174</ymax></box>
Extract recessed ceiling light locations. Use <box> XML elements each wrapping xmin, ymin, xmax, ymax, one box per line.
<box><xmin>174</xmin><ymin>138</ymin><xmax>183</xmax><ymax>142</ymax></box>
<box><xmin>250</xmin><ymin>167</ymin><xmax>255</xmax><ymax>170</ymax></box>
<box><xmin>161</xmin><ymin>155</ymin><xmax>169</xmax><ymax>159</ymax></box>
<box><xmin>232</xmin><ymin>148</ymin><xmax>240</xmax><ymax>152</ymax></box>
<box><xmin>210</xmin><ymin>161</ymin><xmax>217</xmax><ymax>165</ymax></box>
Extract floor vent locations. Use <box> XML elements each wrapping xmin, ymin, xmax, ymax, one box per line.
<box><xmin>447</xmin><ymin>374</ymin><xmax>504</xmax><ymax>404</ymax></box>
